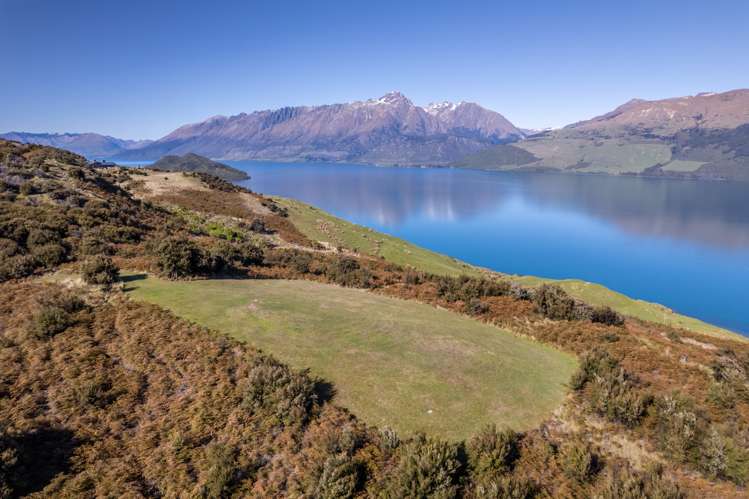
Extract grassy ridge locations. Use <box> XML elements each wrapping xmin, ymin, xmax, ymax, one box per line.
<box><xmin>125</xmin><ymin>275</ymin><xmax>577</xmax><ymax>440</ymax></box>
<box><xmin>275</xmin><ymin>197</ymin><xmax>481</xmax><ymax>277</ymax></box>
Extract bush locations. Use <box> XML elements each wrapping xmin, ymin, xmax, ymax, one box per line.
<box><xmin>81</xmin><ymin>256</ymin><xmax>119</xmax><ymax>286</ymax></box>
<box><xmin>200</xmin><ymin>443</ymin><xmax>237</xmax><ymax>499</ymax></box>
<box><xmin>315</xmin><ymin>454</ymin><xmax>359</xmax><ymax>499</ymax></box>
<box><xmin>559</xmin><ymin>438</ymin><xmax>597</xmax><ymax>483</ymax></box>
<box><xmin>473</xmin><ymin>476</ymin><xmax>536</xmax><ymax>499</ymax></box>
<box><xmin>382</xmin><ymin>434</ymin><xmax>461</xmax><ymax>498</ymax></box>
<box><xmin>590</xmin><ymin>306</ymin><xmax>624</xmax><ymax>326</ymax></box>
<box><xmin>242</xmin><ymin>357</ymin><xmax>318</xmax><ymax>427</ymax></box>
<box><xmin>155</xmin><ymin>237</ymin><xmax>203</xmax><ymax>278</ymax></box>
<box><xmin>0</xmin><ymin>254</ymin><xmax>37</xmax><ymax>281</ymax></box>
<box><xmin>31</xmin><ymin>306</ymin><xmax>73</xmax><ymax>338</ymax></box>
<box><xmin>30</xmin><ymin>243</ymin><xmax>66</xmax><ymax>267</ymax></box>
<box><xmin>326</xmin><ymin>257</ymin><xmax>373</xmax><ymax>288</ymax></box>
<box><xmin>436</xmin><ymin>275</ymin><xmax>511</xmax><ymax>302</ymax></box>
<box><xmin>467</xmin><ymin>424</ymin><xmax>520</xmax><ymax>477</ymax></box>
<box><xmin>652</xmin><ymin>394</ymin><xmax>702</xmax><ymax>464</ymax></box>
<box><xmin>571</xmin><ymin>350</ymin><xmax>651</xmax><ymax>427</ymax></box>
<box><xmin>595</xmin><ymin>463</ymin><xmax>683</xmax><ymax>499</ymax></box>
<box><xmin>533</xmin><ymin>284</ymin><xmax>588</xmax><ymax>321</ymax></box>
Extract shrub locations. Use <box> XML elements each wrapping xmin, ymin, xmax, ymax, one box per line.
<box><xmin>31</xmin><ymin>306</ymin><xmax>72</xmax><ymax>338</ymax></box>
<box><xmin>0</xmin><ymin>255</ymin><xmax>37</xmax><ymax>281</ymax></box>
<box><xmin>382</xmin><ymin>434</ymin><xmax>461</xmax><ymax>498</ymax></box>
<box><xmin>436</xmin><ymin>275</ymin><xmax>511</xmax><ymax>302</ymax></box>
<box><xmin>242</xmin><ymin>357</ymin><xmax>318</xmax><ymax>426</ymax></box>
<box><xmin>571</xmin><ymin>350</ymin><xmax>651</xmax><ymax>427</ymax></box>
<box><xmin>473</xmin><ymin>476</ymin><xmax>536</xmax><ymax>499</ymax></box>
<box><xmin>509</xmin><ymin>284</ymin><xmax>532</xmax><ymax>301</ymax></box>
<box><xmin>78</xmin><ymin>237</ymin><xmax>112</xmax><ymax>256</ymax></box>
<box><xmin>467</xmin><ymin>424</ymin><xmax>520</xmax><ymax>477</ymax></box>
<box><xmin>28</xmin><ymin>292</ymin><xmax>87</xmax><ymax>339</ymax></box>
<box><xmin>200</xmin><ymin>443</ymin><xmax>237</xmax><ymax>499</ymax></box>
<box><xmin>155</xmin><ymin>237</ymin><xmax>203</xmax><ymax>278</ymax></box>
<box><xmin>558</xmin><ymin>438</ymin><xmax>597</xmax><ymax>483</ymax></box>
<box><xmin>590</xmin><ymin>306</ymin><xmax>624</xmax><ymax>326</ymax></box>
<box><xmin>30</xmin><ymin>243</ymin><xmax>66</xmax><ymax>267</ymax></box>
<box><xmin>595</xmin><ymin>463</ymin><xmax>683</xmax><ymax>499</ymax></box>
<box><xmin>326</xmin><ymin>257</ymin><xmax>373</xmax><ymax>288</ymax></box>
<box><xmin>315</xmin><ymin>454</ymin><xmax>359</xmax><ymax>499</ymax></box>
<box><xmin>236</xmin><ymin>241</ymin><xmax>265</xmax><ymax>266</ymax></box>
<box><xmin>652</xmin><ymin>394</ymin><xmax>703</xmax><ymax>465</ymax></box>
<box><xmin>81</xmin><ymin>256</ymin><xmax>119</xmax><ymax>286</ymax></box>
<box><xmin>533</xmin><ymin>284</ymin><xmax>579</xmax><ymax>320</ymax></box>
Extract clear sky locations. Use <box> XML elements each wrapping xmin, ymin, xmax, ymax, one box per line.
<box><xmin>1</xmin><ymin>0</ymin><xmax>747</xmax><ymax>139</ymax></box>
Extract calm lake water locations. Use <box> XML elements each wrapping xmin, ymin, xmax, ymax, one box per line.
<box><xmin>225</xmin><ymin>161</ymin><xmax>749</xmax><ymax>335</ymax></box>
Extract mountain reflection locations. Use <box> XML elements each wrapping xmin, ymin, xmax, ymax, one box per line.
<box><xmin>237</xmin><ymin>162</ymin><xmax>749</xmax><ymax>250</ymax></box>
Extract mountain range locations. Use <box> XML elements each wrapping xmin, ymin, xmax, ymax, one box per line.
<box><xmin>114</xmin><ymin>91</ymin><xmax>523</xmax><ymax>165</ymax></box>
<box><xmin>454</xmin><ymin>89</ymin><xmax>749</xmax><ymax>181</ymax></box>
<box><xmin>4</xmin><ymin>89</ymin><xmax>749</xmax><ymax>180</ymax></box>
<box><xmin>0</xmin><ymin>132</ymin><xmax>152</xmax><ymax>159</ymax></box>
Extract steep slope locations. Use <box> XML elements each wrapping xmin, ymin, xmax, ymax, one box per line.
<box><xmin>456</xmin><ymin>89</ymin><xmax>749</xmax><ymax>181</ymax></box>
<box><xmin>0</xmin><ymin>131</ymin><xmax>151</xmax><ymax>159</ymax></box>
<box><xmin>116</xmin><ymin>92</ymin><xmax>523</xmax><ymax>165</ymax></box>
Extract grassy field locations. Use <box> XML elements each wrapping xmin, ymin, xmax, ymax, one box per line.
<box><xmin>276</xmin><ymin>196</ymin><xmax>481</xmax><ymax>277</ymax></box>
<box><xmin>124</xmin><ymin>275</ymin><xmax>577</xmax><ymax>440</ymax></box>
<box><xmin>511</xmin><ymin>276</ymin><xmax>744</xmax><ymax>341</ymax></box>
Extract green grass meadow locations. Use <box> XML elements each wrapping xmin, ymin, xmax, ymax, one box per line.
<box><xmin>125</xmin><ymin>275</ymin><xmax>577</xmax><ymax>440</ymax></box>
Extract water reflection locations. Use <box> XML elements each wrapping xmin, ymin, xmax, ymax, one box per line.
<box><xmin>236</xmin><ymin>163</ymin><xmax>749</xmax><ymax>250</ymax></box>
<box><xmin>232</xmin><ymin>161</ymin><xmax>749</xmax><ymax>333</ymax></box>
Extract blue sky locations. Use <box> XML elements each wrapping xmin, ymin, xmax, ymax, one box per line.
<box><xmin>1</xmin><ymin>0</ymin><xmax>747</xmax><ymax>138</ymax></box>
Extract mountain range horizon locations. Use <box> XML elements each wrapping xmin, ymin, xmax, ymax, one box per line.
<box><xmin>4</xmin><ymin>87</ymin><xmax>749</xmax><ymax>180</ymax></box>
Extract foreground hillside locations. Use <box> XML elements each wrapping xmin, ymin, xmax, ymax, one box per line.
<box><xmin>454</xmin><ymin>89</ymin><xmax>749</xmax><ymax>181</ymax></box>
<box><xmin>1</xmin><ymin>139</ymin><xmax>749</xmax><ymax>497</ymax></box>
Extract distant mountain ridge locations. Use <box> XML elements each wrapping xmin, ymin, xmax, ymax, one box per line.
<box><xmin>7</xmin><ymin>88</ymin><xmax>749</xmax><ymax>180</ymax></box>
<box><xmin>454</xmin><ymin>88</ymin><xmax>749</xmax><ymax>181</ymax></box>
<box><xmin>115</xmin><ymin>92</ymin><xmax>524</xmax><ymax>165</ymax></box>
<box><xmin>0</xmin><ymin>131</ymin><xmax>152</xmax><ymax>159</ymax></box>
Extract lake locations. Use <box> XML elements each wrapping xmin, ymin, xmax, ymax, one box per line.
<box><xmin>225</xmin><ymin>161</ymin><xmax>749</xmax><ymax>335</ymax></box>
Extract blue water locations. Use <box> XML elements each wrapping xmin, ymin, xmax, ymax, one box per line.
<box><xmin>227</xmin><ymin>161</ymin><xmax>749</xmax><ymax>335</ymax></box>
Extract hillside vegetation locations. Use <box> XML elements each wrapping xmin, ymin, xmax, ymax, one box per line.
<box><xmin>2</xmin><ymin>139</ymin><xmax>749</xmax><ymax>497</ymax></box>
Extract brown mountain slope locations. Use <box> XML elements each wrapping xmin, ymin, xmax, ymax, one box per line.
<box><xmin>568</xmin><ymin>89</ymin><xmax>749</xmax><ymax>135</ymax></box>
<box><xmin>116</xmin><ymin>92</ymin><xmax>523</xmax><ymax>165</ymax></box>
<box><xmin>456</xmin><ymin>89</ymin><xmax>749</xmax><ymax>181</ymax></box>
